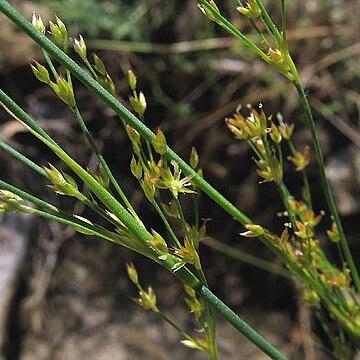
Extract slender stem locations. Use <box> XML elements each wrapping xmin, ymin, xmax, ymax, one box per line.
<box><xmin>294</xmin><ymin>83</ymin><xmax>360</xmax><ymax>293</ymax></box>
<box><xmin>42</xmin><ymin>49</ymin><xmax>59</xmax><ymax>78</ymax></box>
<box><xmin>158</xmin><ymin>311</ymin><xmax>194</xmax><ymax>342</ymax></box>
<box><xmin>152</xmin><ymin>199</ymin><xmax>181</xmax><ymax>247</ymax></box>
<box><xmin>287</xmin><ymin>140</ymin><xmax>313</xmax><ymax>209</ymax></box>
<box><xmin>0</xmin><ymin>179</ymin><xmax>124</xmax><ymax>245</ymax></box>
<box><xmin>174</xmin><ymin>197</ymin><xmax>190</xmax><ymax>239</ymax></box>
<box><xmin>301</xmin><ymin>170</ymin><xmax>313</xmax><ymax>210</ymax></box>
<box><xmin>278</xmin><ymin>182</ymin><xmax>297</xmax><ymax>230</ymax></box>
<box><xmin>197</xmin><ymin>0</ymin><xmax>270</xmax><ymax>62</ymax></box>
<box><xmin>254</xmin><ymin>0</ymin><xmax>282</xmax><ymax>45</ymax></box>
<box><xmin>248</xmin><ymin>138</ymin><xmax>264</xmax><ymax>160</ymax></box>
<box><xmin>0</xmin><ymin>4</ymin><xmax>253</xmax><ymax>231</ymax></box>
<box><xmin>204</xmin><ymin>238</ymin><xmax>291</xmax><ymax>278</ymax></box>
<box><xmin>197</xmin><ymin>286</ymin><xmax>288</xmax><ymax>360</ymax></box>
<box><xmin>0</xmin><ymin>88</ymin><xmax>200</xmax><ymax>289</ymax></box>
<box><xmin>2</xmin><ymin>0</ymin><xmax>355</xmax><ymax>295</ymax></box>
<box><xmin>0</xmin><ymin>139</ymin><xmax>122</xmax><ymax>228</ymax></box>
<box><xmin>0</xmin><ymin>139</ymin><xmax>46</xmax><ymax>176</ymax></box>
<box><xmin>73</xmin><ymin>107</ymin><xmax>139</xmax><ymax>219</ymax></box>
<box><xmin>83</xmin><ymin>57</ymin><xmax>99</xmax><ymax>80</ymax></box>
<box><xmin>235</xmin><ymin>0</ymin><xmax>270</xmax><ymax>47</ymax></box>
<box><xmin>280</xmin><ymin>0</ymin><xmax>288</xmax><ymax>52</ymax></box>
<box><xmin>28</xmin><ymin>208</ymin><xmax>121</xmax><ymax>244</ymax></box>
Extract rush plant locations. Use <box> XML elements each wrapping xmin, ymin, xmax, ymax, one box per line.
<box><xmin>0</xmin><ymin>1</ymin><xmax>359</xmax><ymax>359</ymax></box>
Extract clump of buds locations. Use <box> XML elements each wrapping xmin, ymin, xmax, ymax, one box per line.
<box><xmin>184</xmin><ymin>285</ymin><xmax>203</xmax><ymax>318</ymax></box>
<box><xmin>255</xmin><ymin>154</ymin><xmax>283</xmax><ymax>184</ymax></box>
<box><xmin>226</xmin><ymin>107</ymin><xmax>268</xmax><ymax>140</ymax></box>
<box><xmin>288</xmin><ymin>197</ymin><xmax>322</xmax><ymax>230</ymax></box>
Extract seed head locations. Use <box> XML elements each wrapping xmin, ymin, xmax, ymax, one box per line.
<box><xmin>288</xmin><ymin>146</ymin><xmax>310</xmax><ymax>171</ymax></box>
<box><xmin>240</xmin><ymin>224</ymin><xmax>265</xmax><ymax>237</ymax></box>
<box><xmin>130</xmin><ymin>156</ymin><xmax>143</xmax><ymax>180</ymax></box>
<box><xmin>152</xmin><ymin>129</ymin><xmax>167</xmax><ymax>155</ymax></box>
<box><xmin>30</xmin><ymin>61</ymin><xmax>51</xmax><ymax>85</ymax></box>
<box><xmin>32</xmin><ymin>13</ymin><xmax>45</xmax><ymax>34</ymax></box>
<box><xmin>44</xmin><ymin>164</ymin><xmax>85</xmax><ymax>200</ymax></box>
<box><xmin>98</xmin><ymin>74</ymin><xmax>116</xmax><ymax>97</ymax></box>
<box><xmin>141</xmin><ymin>174</ymin><xmax>156</xmax><ymax>202</ymax></box>
<box><xmin>327</xmin><ymin>222</ymin><xmax>340</xmax><ymax>243</ymax></box>
<box><xmin>93</xmin><ymin>54</ymin><xmax>107</xmax><ymax>76</ymax></box>
<box><xmin>269</xmin><ymin>122</ymin><xmax>282</xmax><ymax>144</ymax></box>
<box><xmin>189</xmin><ymin>147</ymin><xmax>199</xmax><ymax>170</ymax></box>
<box><xmin>126</xmin><ymin>262</ymin><xmax>139</xmax><ymax>284</ymax></box>
<box><xmin>237</xmin><ymin>0</ymin><xmax>261</xmax><ymax>18</ymax></box>
<box><xmin>198</xmin><ymin>0</ymin><xmax>221</xmax><ymax>23</ymax></box>
<box><xmin>130</xmin><ymin>92</ymin><xmax>147</xmax><ymax>118</ymax></box>
<box><xmin>149</xmin><ymin>230</ymin><xmax>168</xmax><ymax>254</ymax></box>
<box><xmin>73</xmin><ymin>35</ymin><xmax>87</xmax><ymax>62</ymax></box>
<box><xmin>128</xmin><ymin>70</ymin><xmax>137</xmax><ymax>91</ymax></box>
<box><xmin>49</xmin><ymin>16</ymin><xmax>68</xmax><ymax>49</ymax></box>
<box><xmin>53</xmin><ymin>76</ymin><xmax>76</xmax><ymax>108</ymax></box>
<box><xmin>139</xmin><ymin>286</ymin><xmax>158</xmax><ymax>312</ymax></box>
<box><xmin>294</xmin><ymin>220</ymin><xmax>313</xmax><ymax>239</ymax></box>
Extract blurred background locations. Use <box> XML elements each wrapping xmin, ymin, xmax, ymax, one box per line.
<box><xmin>0</xmin><ymin>0</ymin><xmax>360</xmax><ymax>358</ymax></box>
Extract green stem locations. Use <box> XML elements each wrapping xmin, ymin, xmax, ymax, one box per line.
<box><xmin>197</xmin><ymin>0</ymin><xmax>270</xmax><ymax>62</ymax></box>
<box><xmin>152</xmin><ymin>199</ymin><xmax>181</xmax><ymax>247</ymax></box>
<box><xmin>287</xmin><ymin>140</ymin><xmax>313</xmax><ymax>209</ymax></box>
<box><xmin>248</xmin><ymin>138</ymin><xmax>264</xmax><ymax>160</ymax></box>
<box><xmin>0</xmin><ymin>179</ymin><xmax>127</xmax><ymax>247</ymax></box>
<box><xmin>0</xmin><ymin>88</ymin><xmax>200</xmax><ymax>289</ymax></box>
<box><xmin>0</xmin><ymin>139</ymin><xmax>46</xmax><ymax>176</ymax></box>
<box><xmin>0</xmin><ymin>3</ymin><xmax>254</xmax><ymax>233</ymax></box>
<box><xmin>294</xmin><ymin>83</ymin><xmax>360</xmax><ymax>293</ymax></box>
<box><xmin>0</xmin><ymin>139</ymin><xmax>122</xmax><ymax>228</ymax></box>
<box><xmin>158</xmin><ymin>311</ymin><xmax>194</xmax><ymax>342</ymax></box>
<box><xmin>301</xmin><ymin>169</ymin><xmax>313</xmax><ymax>210</ymax></box>
<box><xmin>278</xmin><ymin>182</ymin><xmax>297</xmax><ymax>230</ymax></box>
<box><xmin>83</xmin><ymin>57</ymin><xmax>99</xmax><ymax>80</ymax></box>
<box><xmin>280</xmin><ymin>0</ymin><xmax>288</xmax><ymax>52</ymax></box>
<box><xmin>174</xmin><ymin>197</ymin><xmax>190</xmax><ymax>239</ymax></box>
<box><xmin>254</xmin><ymin>0</ymin><xmax>282</xmax><ymax>45</ymax></box>
<box><xmin>72</xmin><ymin>107</ymin><xmax>139</xmax><ymax>219</ymax></box>
<box><xmin>198</xmin><ymin>286</ymin><xmax>288</xmax><ymax>360</ymax></box>
<box><xmin>42</xmin><ymin>49</ymin><xmax>59</xmax><ymax>78</ymax></box>
<box><xmin>204</xmin><ymin>238</ymin><xmax>291</xmax><ymax>278</ymax></box>
<box><xmin>235</xmin><ymin>0</ymin><xmax>270</xmax><ymax>47</ymax></box>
